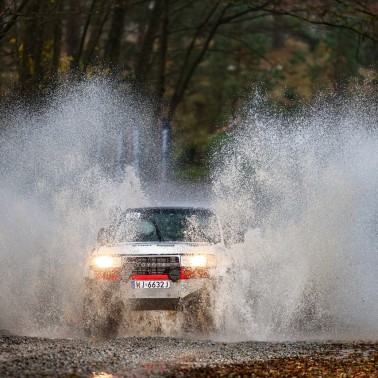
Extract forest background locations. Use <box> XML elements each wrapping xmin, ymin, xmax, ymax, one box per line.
<box><xmin>1</xmin><ymin>0</ymin><xmax>378</xmax><ymax>181</ymax></box>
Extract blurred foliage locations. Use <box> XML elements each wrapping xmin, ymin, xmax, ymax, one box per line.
<box><xmin>1</xmin><ymin>0</ymin><xmax>378</xmax><ymax>180</ymax></box>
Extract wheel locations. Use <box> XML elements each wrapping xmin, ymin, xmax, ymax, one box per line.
<box><xmin>83</xmin><ymin>299</ymin><xmax>123</xmax><ymax>339</ymax></box>
<box><xmin>83</xmin><ymin>280</ymin><xmax>124</xmax><ymax>339</ymax></box>
<box><xmin>182</xmin><ymin>287</ymin><xmax>219</xmax><ymax>334</ymax></box>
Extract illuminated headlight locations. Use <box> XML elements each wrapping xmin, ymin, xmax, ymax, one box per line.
<box><xmin>181</xmin><ymin>254</ymin><xmax>216</xmax><ymax>268</ymax></box>
<box><xmin>91</xmin><ymin>255</ymin><xmax>122</xmax><ymax>269</ymax></box>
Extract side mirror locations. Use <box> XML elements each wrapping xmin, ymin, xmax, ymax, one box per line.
<box><xmin>97</xmin><ymin>228</ymin><xmax>110</xmax><ymax>245</ymax></box>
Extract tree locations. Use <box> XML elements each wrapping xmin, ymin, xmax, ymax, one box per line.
<box><xmin>1</xmin><ymin>0</ymin><xmax>378</xmax><ymax>179</ymax></box>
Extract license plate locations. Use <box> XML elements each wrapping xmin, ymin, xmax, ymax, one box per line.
<box><xmin>131</xmin><ymin>280</ymin><xmax>171</xmax><ymax>289</ymax></box>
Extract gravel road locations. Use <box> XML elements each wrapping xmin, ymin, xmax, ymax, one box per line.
<box><xmin>1</xmin><ymin>334</ymin><xmax>377</xmax><ymax>377</ymax></box>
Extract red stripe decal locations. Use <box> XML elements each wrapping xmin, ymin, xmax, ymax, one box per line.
<box><xmin>131</xmin><ymin>274</ymin><xmax>169</xmax><ymax>280</ymax></box>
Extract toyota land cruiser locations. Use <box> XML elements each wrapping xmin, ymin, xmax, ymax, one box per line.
<box><xmin>83</xmin><ymin>206</ymin><xmax>228</xmax><ymax>338</ymax></box>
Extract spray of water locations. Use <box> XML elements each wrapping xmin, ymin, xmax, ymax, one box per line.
<box><xmin>0</xmin><ymin>79</ymin><xmax>150</xmax><ymax>336</ymax></box>
<box><xmin>1</xmin><ymin>80</ymin><xmax>377</xmax><ymax>341</ymax></box>
<box><xmin>212</xmin><ymin>93</ymin><xmax>378</xmax><ymax>340</ymax></box>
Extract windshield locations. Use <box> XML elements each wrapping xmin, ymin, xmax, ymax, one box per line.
<box><xmin>109</xmin><ymin>208</ymin><xmax>221</xmax><ymax>244</ymax></box>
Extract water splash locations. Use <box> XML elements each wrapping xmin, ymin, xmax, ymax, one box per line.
<box><xmin>213</xmin><ymin>92</ymin><xmax>378</xmax><ymax>340</ymax></box>
<box><xmin>1</xmin><ymin>80</ymin><xmax>377</xmax><ymax>341</ymax></box>
<box><xmin>0</xmin><ymin>79</ymin><xmax>150</xmax><ymax>336</ymax></box>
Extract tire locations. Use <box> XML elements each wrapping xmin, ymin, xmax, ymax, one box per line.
<box><xmin>83</xmin><ymin>280</ymin><xmax>124</xmax><ymax>339</ymax></box>
<box><xmin>182</xmin><ymin>287</ymin><xmax>218</xmax><ymax>334</ymax></box>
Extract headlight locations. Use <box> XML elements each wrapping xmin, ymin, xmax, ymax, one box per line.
<box><xmin>181</xmin><ymin>254</ymin><xmax>215</xmax><ymax>268</ymax></box>
<box><xmin>91</xmin><ymin>255</ymin><xmax>122</xmax><ymax>269</ymax></box>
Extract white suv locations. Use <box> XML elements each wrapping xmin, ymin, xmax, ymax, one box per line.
<box><xmin>83</xmin><ymin>206</ymin><xmax>228</xmax><ymax>338</ymax></box>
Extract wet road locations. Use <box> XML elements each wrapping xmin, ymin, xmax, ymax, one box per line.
<box><xmin>0</xmin><ymin>335</ymin><xmax>377</xmax><ymax>377</ymax></box>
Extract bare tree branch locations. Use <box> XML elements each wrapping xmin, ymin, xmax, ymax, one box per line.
<box><xmin>169</xmin><ymin>4</ymin><xmax>232</xmax><ymax>118</ymax></box>
<box><xmin>172</xmin><ymin>3</ymin><xmax>220</xmax><ymax>101</ymax></box>
<box><xmin>0</xmin><ymin>0</ymin><xmax>30</xmax><ymax>42</ymax></box>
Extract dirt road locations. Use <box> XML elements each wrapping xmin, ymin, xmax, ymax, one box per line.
<box><xmin>1</xmin><ymin>334</ymin><xmax>377</xmax><ymax>377</ymax></box>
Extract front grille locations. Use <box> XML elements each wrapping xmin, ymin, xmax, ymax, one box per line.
<box><xmin>123</xmin><ymin>255</ymin><xmax>180</xmax><ymax>275</ymax></box>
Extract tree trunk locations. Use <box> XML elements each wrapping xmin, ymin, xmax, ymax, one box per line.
<box><xmin>19</xmin><ymin>0</ymin><xmax>43</xmax><ymax>96</ymax></box>
<box><xmin>134</xmin><ymin>1</ymin><xmax>163</xmax><ymax>88</ymax></box>
<box><xmin>333</xmin><ymin>30</ymin><xmax>349</xmax><ymax>95</ymax></box>
<box><xmin>51</xmin><ymin>0</ymin><xmax>63</xmax><ymax>77</ymax></box>
<box><xmin>82</xmin><ymin>0</ymin><xmax>112</xmax><ymax>69</ymax></box>
<box><xmin>72</xmin><ymin>0</ymin><xmax>97</xmax><ymax>70</ymax></box>
<box><xmin>155</xmin><ymin>0</ymin><xmax>169</xmax><ymax>119</ymax></box>
<box><xmin>66</xmin><ymin>0</ymin><xmax>81</xmax><ymax>68</ymax></box>
<box><xmin>155</xmin><ymin>0</ymin><xmax>170</xmax><ymax>182</ymax></box>
<box><xmin>104</xmin><ymin>0</ymin><xmax>129</xmax><ymax>67</ymax></box>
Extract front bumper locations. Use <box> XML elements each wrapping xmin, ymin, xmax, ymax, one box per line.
<box><xmin>85</xmin><ymin>276</ymin><xmax>214</xmax><ymax>311</ymax></box>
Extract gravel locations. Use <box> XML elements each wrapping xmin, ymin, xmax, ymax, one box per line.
<box><xmin>0</xmin><ymin>334</ymin><xmax>377</xmax><ymax>377</ymax></box>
